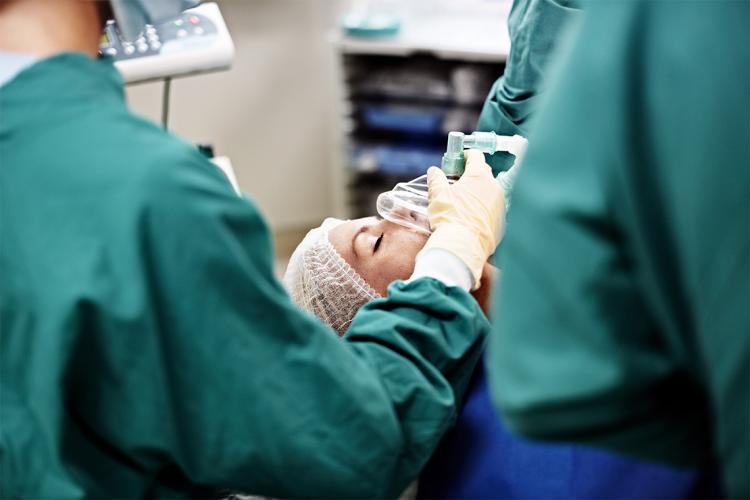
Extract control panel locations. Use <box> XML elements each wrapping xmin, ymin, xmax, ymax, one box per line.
<box><xmin>99</xmin><ymin>2</ymin><xmax>234</xmax><ymax>84</ymax></box>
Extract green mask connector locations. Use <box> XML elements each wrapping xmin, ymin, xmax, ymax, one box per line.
<box><xmin>441</xmin><ymin>131</ymin><xmax>466</xmax><ymax>178</ymax></box>
<box><xmin>441</xmin><ymin>131</ymin><xmax>500</xmax><ymax>177</ymax></box>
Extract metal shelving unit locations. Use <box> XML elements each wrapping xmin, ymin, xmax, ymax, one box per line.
<box><xmin>331</xmin><ymin>2</ymin><xmax>511</xmax><ymax>218</ymax></box>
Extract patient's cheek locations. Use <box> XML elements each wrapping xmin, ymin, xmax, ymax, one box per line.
<box><xmin>368</xmin><ymin>260</ymin><xmax>415</xmax><ymax>296</ymax></box>
<box><xmin>369</xmin><ymin>236</ymin><xmax>426</xmax><ymax>295</ymax></box>
<box><xmin>386</xmin><ymin>254</ymin><xmax>417</xmax><ymax>282</ymax></box>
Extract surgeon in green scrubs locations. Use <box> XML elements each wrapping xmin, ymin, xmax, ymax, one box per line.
<box><xmin>478</xmin><ymin>0</ymin><xmax>580</xmax><ymax>175</ymax></box>
<box><xmin>0</xmin><ymin>1</ymin><xmax>504</xmax><ymax>497</ymax></box>
<box><xmin>490</xmin><ymin>1</ymin><xmax>749</xmax><ymax>497</ymax></box>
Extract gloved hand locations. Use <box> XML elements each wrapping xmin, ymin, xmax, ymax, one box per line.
<box><xmin>421</xmin><ymin>149</ymin><xmax>505</xmax><ymax>289</ymax></box>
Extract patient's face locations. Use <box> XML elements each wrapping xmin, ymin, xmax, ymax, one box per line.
<box><xmin>328</xmin><ymin>216</ymin><xmax>429</xmax><ymax>296</ymax></box>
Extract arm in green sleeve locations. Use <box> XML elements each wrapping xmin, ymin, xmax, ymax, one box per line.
<box><xmin>345</xmin><ymin>280</ymin><xmax>489</xmax><ymax>483</ymax></box>
<box><xmin>477</xmin><ymin>0</ymin><xmax>580</xmax><ymax>175</ymax></box>
<box><xmin>67</xmin><ymin>145</ymin><xmax>488</xmax><ymax>497</ymax></box>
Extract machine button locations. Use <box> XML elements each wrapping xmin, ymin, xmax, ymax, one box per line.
<box><xmin>150</xmin><ymin>41</ymin><xmax>162</xmax><ymax>51</ymax></box>
<box><xmin>193</xmin><ymin>26</ymin><xmax>204</xmax><ymax>36</ymax></box>
<box><xmin>137</xmin><ymin>43</ymin><xmax>149</xmax><ymax>53</ymax></box>
<box><xmin>177</xmin><ymin>28</ymin><xmax>188</xmax><ymax>38</ymax></box>
<box><xmin>124</xmin><ymin>45</ymin><xmax>135</xmax><ymax>55</ymax></box>
<box><xmin>104</xmin><ymin>47</ymin><xmax>117</xmax><ymax>56</ymax></box>
<box><xmin>147</xmin><ymin>33</ymin><xmax>159</xmax><ymax>43</ymax></box>
<box><xmin>174</xmin><ymin>19</ymin><xmax>184</xmax><ymax>27</ymax></box>
<box><xmin>145</xmin><ymin>25</ymin><xmax>156</xmax><ymax>34</ymax></box>
<box><xmin>189</xmin><ymin>15</ymin><xmax>200</xmax><ymax>25</ymax></box>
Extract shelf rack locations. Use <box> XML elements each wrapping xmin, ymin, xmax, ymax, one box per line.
<box><xmin>330</xmin><ymin>2</ymin><xmax>511</xmax><ymax>218</ymax></box>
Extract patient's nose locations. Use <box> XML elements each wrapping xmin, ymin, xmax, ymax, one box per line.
<box><xmin>390</xmin><ymin>207</ymin><xmax>418</xmax><ymax>221</ymax></box>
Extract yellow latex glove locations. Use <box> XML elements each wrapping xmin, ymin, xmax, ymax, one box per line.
<box><xmin>422</xmin><ymin>149</ymin><xmax>505</xmax><ymax>289</ymax></box>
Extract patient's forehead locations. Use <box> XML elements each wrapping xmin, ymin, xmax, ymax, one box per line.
<box><xmin>327</xmin><ymin>217</ymin><xmax>376</xmax><ymax>264</ymax></box>
<box><xmin>327</xmin><ymin>217</ymin><xmax>377</xmax><ymax>242</ymax></box>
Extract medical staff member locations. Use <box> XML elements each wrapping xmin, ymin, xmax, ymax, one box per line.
<box><xmin>490</xmin><ymin>1</ymin><xmax>749</xmax><ymax>498</ymax></box>
<box><xmin>478</xmin><ymin>0</ymin><xmax>580</xmax><ymax>176</ymax></box>
<box><xmin>0</xmin><ymin>0</ymin><xmax>505</xmax><ymax>497</ymax></box>
<box><xmin>419</xmin><ymin>1</ymin><xmax>717</xmax><ymax>497</ymax></box>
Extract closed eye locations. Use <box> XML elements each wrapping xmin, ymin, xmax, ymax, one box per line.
<box><xmin>373</xmin><ymin>233</ymin><xmax>383</xmax><ymax>253</ymax></box>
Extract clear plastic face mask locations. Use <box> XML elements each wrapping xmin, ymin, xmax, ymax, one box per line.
<box><xmin>376</xmin><ymin>175</ymin><xmax>434</xmax><ymax>235</ymax></box>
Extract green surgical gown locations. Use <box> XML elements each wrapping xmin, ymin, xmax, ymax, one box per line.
<box><xmin>477</xmin><ymin>0</ymin><xmax>580</xmax><ymax>175</ymax></box>
<box><xmin>0</xmin><ymin>54</ymin><xmax>489</xmax><ymax>498</ymax></box>
<box><xmin>489</xmin><ymin>2</ymin><xmax>749</xmax><ymax>497</ymax></box>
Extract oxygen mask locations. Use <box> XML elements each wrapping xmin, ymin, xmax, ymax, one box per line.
<box><xmin>376</xmin><ymin>174</ymin><xmax>442</xmax><ymax>235</ymax></box>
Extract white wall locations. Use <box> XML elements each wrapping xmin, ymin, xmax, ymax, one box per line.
<box><xmin>126</xmin><ymin>0</ymin><xmax>345</xmax><ymax>230</ymax></box>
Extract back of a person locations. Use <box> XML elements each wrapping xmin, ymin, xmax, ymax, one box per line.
<box><xmin>0</xmin><ymin>53</ymin><xmax>227</xmax><ymax>497</ymax></box>
<box><xmin>619</xmin><ymin>4</ymin><xmax>748</xmax><ymax>493</ymax></box>
<box><xmin>491</xmin><ymin>2</ymin><xmax>748</xmax><ymax>496</ymax></box>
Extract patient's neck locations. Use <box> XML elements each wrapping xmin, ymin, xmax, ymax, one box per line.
<box><xmin>471</xmin><ymin>264</ymin><xmax>497</xmax><ymax>316</ymax></box>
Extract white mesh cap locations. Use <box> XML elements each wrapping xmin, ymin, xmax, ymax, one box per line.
<box><xmin>283</xmin><ymin>218</ymin><xmax>381</xmax><ymax>336</ymax></box>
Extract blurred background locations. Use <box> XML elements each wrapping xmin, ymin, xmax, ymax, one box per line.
<box><xmin>125</xmin><ymin>0</ymin><xmax>511</xmax><ymax>261</ymax></box>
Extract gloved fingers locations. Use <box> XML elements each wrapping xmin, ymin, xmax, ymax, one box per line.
<box><xmin>463</xmin><ymin>149</ymin><xmax>493</xmax><ymax>178</ymax></box>
<box><xmin>427</xmin><ymin>166</ymin><xmax>450</xmax><ymax>202</ymax></box>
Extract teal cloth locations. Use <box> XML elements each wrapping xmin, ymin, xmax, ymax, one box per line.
<box><xmin>489</xmin><ymin>2</ymin><xmax>749</xmax><ymax>497</ymax></box>
<box><xmin>0</xmin><ymin>53</ymin><xmax>488</xmax><ymax>497</ymax></box>
<box><xmin>477</xmin><ymin>0</ymin><xmax>580</xmax><ymax>175</ymax></box>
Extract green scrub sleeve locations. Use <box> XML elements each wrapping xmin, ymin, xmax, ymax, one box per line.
<box><xmin>64</xmin><ymin>145</ymin><xmax>488</xmax><ymax>497</ymax></box>
<box><xmin>477</xmin><ymin>0</ymin><xmax>580</xmax><ymax>175</ymax></box>
<box><xmin>489</xmin><ymin>1</ymin><xmax>748</xmax><ymax>495</ymax></box>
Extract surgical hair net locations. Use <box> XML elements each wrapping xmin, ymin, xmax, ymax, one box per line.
<box><xmin>283</xmin><ymin>218</ymin><xmax>381</xmax><ymax>336</ymax></box>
